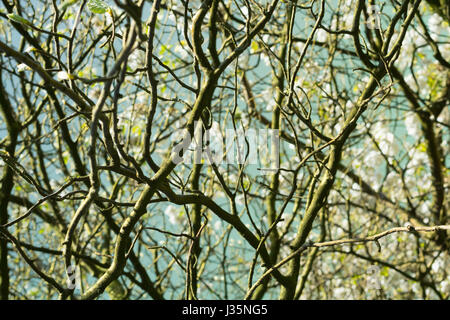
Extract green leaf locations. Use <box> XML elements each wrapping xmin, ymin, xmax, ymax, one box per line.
<box><xmin>29</xmin><ymin>288</ymin><xmax>39</xmax><ymax>296</ymax></box>
<box><xmin>7</xmin><ymin>13</ymin><xmax>32</xmax><ymax>27</ymax></box>
<box><xmin>418</xmin><ymin>142</ymin><xmax>427</xmax><ymax>153</ymax></box>
<box><xmin>60</xmin><ymin>0</ymin><xmax>80</xmax><ymax>11</ymax></box>
<box><xmin>160</xmin><ymin>44</ymin><xmax>171</xmax><ymax>55</ymax></box>
<box><xmin>380</xmin><ymin>267</ymin><xmax>389</xmax><ymax>277</ymax></box>
<box><xmin>251</xmin><ymin>40</ymin><xmax>259</xmax><ymax>52</ymax></box>
<box><xmin>87</xmin><ymin>0</ymin><xmax>109</xmax><ymax>14</ymax></box>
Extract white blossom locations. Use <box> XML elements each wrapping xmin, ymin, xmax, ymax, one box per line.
<box><xmin>57</xmin><ymin>71</ymin><xmax>71</xmax><ymax>80</ymax></box>
<box><xmin>164</xmin><ymin>205</ymin><xmax>183</xmax><ymax>225</ymax></box>
<box><xmin>17</xmin><ymin>63</ymin><xmax>30</xmax><ymax>72</ymax></box>
<box><xmin>404</xmin><ymin>112</ymin><xmax>420</xmax><ymax>138</ymax></box>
